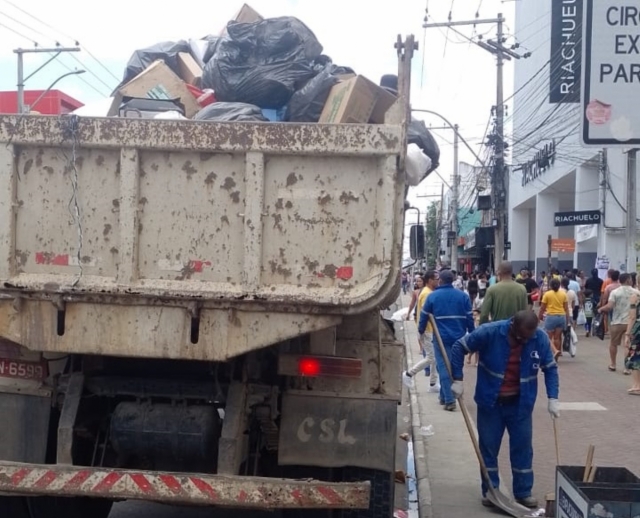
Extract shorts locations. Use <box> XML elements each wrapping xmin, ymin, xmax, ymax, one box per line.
<box><xmin>545</xmin><ymin>315</ymin><xmax>566</xmax><ymax>332</ymax></box>
<box><xmin>572</xmin><ymin>306</ymin><xmax>580</xmax><ymax>321</ymax></box>
<box><xmin>610</xmin><ymin>324</ymin><xmax>627</xmax><ymax>347</ymax></box>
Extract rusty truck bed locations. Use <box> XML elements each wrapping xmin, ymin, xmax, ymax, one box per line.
<box><xmin>0</xmin><ymin>115</ymin><xmax>406</xmax><ymax>360</ymax></box>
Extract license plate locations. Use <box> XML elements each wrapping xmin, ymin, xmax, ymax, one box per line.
<box><xmin>0</xmin><ymin>359</ymin><xmax>47</xmax><ymax>381</ymax></box>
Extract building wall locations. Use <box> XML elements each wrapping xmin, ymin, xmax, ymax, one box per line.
<box><xmin>510</xmin><ymin>1</ymin><xmax>640</xmax><ymax>275</ymax></box>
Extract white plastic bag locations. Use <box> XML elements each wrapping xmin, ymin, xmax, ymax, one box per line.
<box><xmin>405</xmin><ymin>143</ymin><xmax>432</xmax><ymax>186</ymax></box>
<box><xmin>570</xmin><ymin>327</ymin><xmax>578</xmax><ymax>357</ymax></box>
<box><xmin>391</xmin><ymin>307</ymin><xmax>409</xmax><ymax>321</ymax></box>
<box><xmin>577</xmin><ymin>309</ymin><xmax>586</xmax><ymax>326</ymax></box>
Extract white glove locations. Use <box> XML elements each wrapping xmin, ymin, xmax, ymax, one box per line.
<box><xmin>402</xmin><ymin>371</ymin><xmax>414</xmax><ymax>388</ymax></box>
<box><xmin>548</xmin><ymin>398</ymin><xmax>560</xmax><ymax>418</ymax></box>
<box><xmin>451</xmin><ymin>380</ymin><xmax>464</xmax><ymax>399</ymax></box>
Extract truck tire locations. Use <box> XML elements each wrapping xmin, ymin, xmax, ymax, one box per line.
<box><xmin>27</xmin><ymin>496</ymin><xmax>113</xmax><ymax>518</ymax></box>
<box><xmin>0</xmin><ymin>496</ymin><xmax>30</xmax><ymax>518</ymax></box>
<box><xmin>341</xmin><ymin>467</ymin><xmax>394</xmax><ymax>518</ymax></box>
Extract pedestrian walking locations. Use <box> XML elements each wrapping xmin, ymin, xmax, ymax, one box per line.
<box><xmin>479</xmin><ymin>262</ymin><xmax>528</xmax><ymax>325</ymax></box>
<box><xmin>411</xmin><ymin>270</ymin><xmax>440</xmax><ymax>390</ymax></box>
<box><xmin>406</xmin><ymin>274</ymin><xmax>425</xmax><ymax>321</ymax></box>
<box><xmin>417</xmin><ymin>270</ymin><xmax>474</xmax><ymax>411</ymax></box>
<box><xmin>449</xmin><ymin>310</ymin><xmax>560</xmax><ymax>509</ymax></box>
<box><xmin>401</xmin><ymin>271</ymin><xmax>409</xmax><ymax>295</ymax></box>
<box><xmin>516</xmin><ymin>269</ymin><xmax>539</xmax><ymax>310</ymax></box>
<box><xmin>585</xmin><ymin>269</ymin><xmax>603</xmax><ymax>306</ymax></box>
<box><xmin>598</xmin><ymin>273</ymin><xmax>639</xmax><ymax>373</ymax></box>
<box><xmin>583</xmin><ymin>289</ymin><xmax>595</xmax><ymax>337</ymax></box>
<box><xmin>538</xmin><ymin>278</ymin><xmax>570</xmax><ymax>360</ymax></box>
<box><xmin>624</xmin><ymin>293</ymin><xmax>640</xmax><ymax>394</ymax></box>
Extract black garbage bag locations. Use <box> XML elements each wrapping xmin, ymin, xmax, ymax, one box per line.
<box><xmin>194</xmin><ymin>102</ymin><xmax>268</xmax><ymax>122</ymax></box>
<box><xmin>117</xmin><ymin>40</ymin><xmax>192</xmax><ymax>90</ymax></box>
<box><xmin>202</xmin><ymin>36</ymin><xmax>222</xmax><ymax>64</ymax></box>
<box><xmin>408</xmin><ymin>119</ymin><xmax>440</xmax><ymax>173</ymax></box>
<box><xmin>285</xmin><ymin>61</ymin><xmax>356</xmax><ymax>122</ymax></box>
<box><xmin>202</xmin><ymin>16</ymin><xmax>323</xmax><ymax>109</ymax></box>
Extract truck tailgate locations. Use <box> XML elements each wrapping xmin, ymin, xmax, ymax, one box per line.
<box><xmin>0</xmin><ymin>116</ymin><xmax>403</xmax><ymax>311</ymax></box>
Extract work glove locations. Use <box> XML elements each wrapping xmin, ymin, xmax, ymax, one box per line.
<box><xmin>451</xmin><ymin>380</ymin><xmax>464</xmax><ymax>399</ymax></box>
<box><xmin>402</xmin><ymin>371</ymin><xmax>414</xmax><ymax>388</ymax></box>
<box><xmin>548</xmin><ymin>398</ymin><xmax>560</xmax><ymax>418</ymax></box>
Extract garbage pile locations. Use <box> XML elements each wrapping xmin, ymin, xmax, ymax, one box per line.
<box><xmin>107</xmin><ymin>3</ymin><xmax>439</xmax><ymax>180</ymax></box>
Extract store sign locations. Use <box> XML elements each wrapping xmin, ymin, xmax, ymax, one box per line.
<box><xmin>581</xmin><ymin>1</ymin><xmax>640</xmax><ymax>146</ymax></box>
<box><xmin>550</xmin><ymin>0</ymin><xmax>583</xmax><ymax>103</ymax></box>
<box><xmin>520</xmin><ymin>141</ymin><xmax>556</xmax><ymax>187</ymax></box>
<box><xmin>554</xmin><ymin>210</ymin><xmax>601</xmax><ymax>226</ymax></box>
<box><xmin>464</xmin><ymin>229</ymin><xmax>476</xmax><ymax>250</ymax></box>
<box><xmin>576</xmin><ymin>223</ymin><xmax>598</xmax><ymax>242</ymax></box>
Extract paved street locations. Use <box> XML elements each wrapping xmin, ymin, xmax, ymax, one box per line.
<box><xmin>403</xmin><ymin>292</ymin><xmax>640</xmax><ymax>517</ymax></box>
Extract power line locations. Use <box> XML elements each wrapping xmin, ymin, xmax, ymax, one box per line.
<box><xmin>0</xmin><ymin>0</ymin><xmax>119</xmax><ymax>84</ymax></box>
<box><xmin>0</xmin><ymin>21</ymin><xmax>37</xmax><ymax>44</ymax></box>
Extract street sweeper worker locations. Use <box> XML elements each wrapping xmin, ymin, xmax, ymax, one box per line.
<box><xmin>449</xmin><ymin>310</ymin><xmax>560</xmax><ymax>509</ymax></box>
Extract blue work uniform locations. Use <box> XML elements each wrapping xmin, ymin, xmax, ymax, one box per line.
<box><xmin>419</xmin><ymin>284</ymin><xmax>474</xmax><ymax>405</ymax></box>
<box><xmin>450</xmin><ymin>320</ymin><xmax>559</xmax><ymax>499</ymax></box>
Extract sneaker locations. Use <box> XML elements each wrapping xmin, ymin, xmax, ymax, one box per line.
<box><xmin>444</xmin><ymin>403</ymin><xmax>457</xmax><ymax>411</ymax></box>
<box><xmin>428</xmin><ymin>384</ymin><xmax>440</xmax><ymax>393</ymax></box>
<box><xmin>516</xmin><ymin>496</ymin><xmax>538</xmax><ymax>508</ymax></box>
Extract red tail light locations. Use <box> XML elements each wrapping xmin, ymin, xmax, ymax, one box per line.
<box><xmin>298</xmin><ymin>358</ymin><xmax>321</xmax><ymax>377</ymax></box>
<box><xmin>278</xmin><ymin>355</ymin><xmax>362</xmax><ymax>379</ymax></box>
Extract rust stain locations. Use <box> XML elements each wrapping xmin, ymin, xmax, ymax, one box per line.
<box><xmin>103</xmin><ymin>224</ymin><xmax>112</xmax><ymax>237</ymax></box>
<box><xmin>112</xmin><ymin>199</ymin><xmax>120</xmax><ymax>209</ymax></box>
<box><xmin>378</xmin><ymin>179</ymin><xmax>384</xmax><ymax>187</ymax></box>
<box><xmin>322</xmin><ymin>264</ymin><xmax>338</xmax><ymax>278</ymax></box>
<box><xmin>139</xmin><ymin>197</ymin><xmax>148</xmax><ymax>206</ymax></box>
<box><xmin>43</xmin><ymin>166</ymin><xmax>54</xmax><ymax>175</ymax></box>
<box><xmin>22</xmin><ymin>158</ymin><xmax>33</xmax><ymax>176</ymax></box>
<box><xmin>221</xmin><ymin>215</ymin><xmax>230</xmax><ymax>226</ymax></box>
<box><xmin>304</xmin><ymin>257</ymin><xmax>319</xmax><ymax>273</ymax></box>
<box><xmin>286</xmin><ymin>172</ymin><xmax>298</xmax><ymax>187</ymax></box>
<box><xmin>317</xmin><ymin>193</ymin><xmax>332</xmax><ymax>205</ymax></box>
<box><xmin>275</xmin><ymin>198</ymin><xmax>284</xmax><ymax>210</ymax></box>
<box><xmin>35</xmin><ymin>150</ymin><xmax>43</xmax><ymax>167</ymax></box>
<box><xmin>150</xmin><ymin>163</ymin><xmax>159</xmax><ymax>172</ymax></box>
<box><xmin>15</xmin><ymin>250</ymin><xmax>29</xmax><ymax>267</ymax></box>
<box><xmin>222</xmin><ymin>177</ymin><xmax>237</xmax><ymax>191</ymax></box>
<box><xmin>205</xmin><ymin>172</ymin><xmax>217</xmax><ymax>185</ymax></box>
<box><xmin>230</xmin><ymin>191</ymin><xmax>241</xmax><ymax>203</ymax></box>
<box><xmin>110</xmin><ymin>247</ymin><xmax>119</xmax><ymax>254</ymax></box>
<box><xmin>269</xmin><ymin>260</ymin><xmax>292</xmax><ymax>278</ymax></box>
<box><xmin>339</xmin><ymin>191</ymin><xmax>359</xmax><ymax>204</ymax></box>
<box><xmin>182</xmin><ymin>160</ymin><xmax>197</xmax><ymax>179</ymax></box>
<box><xmin>285</xmin><ymin>201</ymin><xmax>293</xmax><ymax>209</ymax></box>
<box><xmin>96</xmin><ymin>155</ymin><xmax>105</xmax><ymax>166</ymax></box>
<box><xmin>271</xmin><ymin>213</ymin><xmax>284</xmax><ymax>232</ymax></box>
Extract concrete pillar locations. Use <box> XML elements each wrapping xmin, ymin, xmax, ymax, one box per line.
<box><xmin>574</xmin><ymin>165</ymin><xmax>600</xmax><ymax>272</ymax></box>
<box><xmin>535</xmin><ymin>192</ymin><xmax>559</xmax><ymax>275</ymax></box>
<box><xmin>509</xmin><ymin>208</ymin><xmax>531</xmax><ymax>272</ymax></box>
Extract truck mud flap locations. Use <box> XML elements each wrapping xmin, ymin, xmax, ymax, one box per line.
<box><xmin>278</xmin><ymin>393</ymin><xmax>397</xmax><ymax>472</ymax></box>
<box><xmin>0</xmin><ymin>461</ymin><xmax>369</xmax><ymax>510</ymax></box>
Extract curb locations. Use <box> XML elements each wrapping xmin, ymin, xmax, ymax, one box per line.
<box><xmin>403</xmin><ymin>321</ymin><xmax>433</xmax><ymax>518</ymax></box>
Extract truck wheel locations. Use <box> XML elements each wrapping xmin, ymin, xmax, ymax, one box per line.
<box><xmin>0</xmin><ymin>496</ymin><xmax>30</xmax><ymax>518</ymax></box>
<box><xmin>340</xmin><ymin>467</ymin><xmax>394</xmax><ymax>518</ymax></box>
<box><xmin>27</xmin><ymin>496</ymin><xmax>113</xmax><ymax>518</ymax></box>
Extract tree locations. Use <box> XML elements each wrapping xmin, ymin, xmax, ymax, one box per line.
<box><xmin>425</xmin><ymin>201</ymin><xmax>439</xmax><ymax>269</ymax></box>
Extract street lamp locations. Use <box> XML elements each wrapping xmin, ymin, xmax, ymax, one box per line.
<box><xmin>26</xmin><ymin>70</ymin><xmax>86</xmax><ymax>113</ymax></box>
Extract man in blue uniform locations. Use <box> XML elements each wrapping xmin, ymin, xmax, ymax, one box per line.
<box><xmin>418</xmin><ymin>269</ymin><xmax>474</xmax><ymax>411</ymax></box>
<box><xmin>450</xmin><ymin>310</ymin><xmax>560</xmax><ymax>509</ymax></box>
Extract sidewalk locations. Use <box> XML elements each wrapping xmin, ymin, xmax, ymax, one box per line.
<box><xmin>402</xmin><ymin>295</ymin><xmax>640</xmax><ymax>517</ymax></box>
<box><xmin>402</xmin><ymin>303</ymin><xmax>496</xmax><ymax>518</ymax></box>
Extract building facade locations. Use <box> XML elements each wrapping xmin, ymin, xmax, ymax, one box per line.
<box><xmin>0</xmin><ymin>90</ymin><xmax>83</xmax><ymax>115</ymax></box>
<box><xmin>509</xmin><ymin>0</ymin><xmax>638</xmax><ymax>276</ymax></box>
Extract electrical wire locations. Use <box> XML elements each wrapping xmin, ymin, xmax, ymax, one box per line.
<box><xmin>0</xmin><ymin>21</ymin><xmax>37</xmax><ymax>44</ymax></box>
<box><xmin>0</xmin><ymin>0</ymin><xmax>119</xmax><ymax>84</ymax></box>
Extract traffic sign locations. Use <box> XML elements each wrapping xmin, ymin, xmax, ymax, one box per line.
<box><xmin>581</xmin><ymin>1</ymin><xmax>640</xmax><ymax>146</ymax></box>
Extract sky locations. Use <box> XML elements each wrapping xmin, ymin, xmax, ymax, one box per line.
<box><xmin>0</xmin><ymin>0</ymin><xmax>520</xmax><ymax>228</ymax></box>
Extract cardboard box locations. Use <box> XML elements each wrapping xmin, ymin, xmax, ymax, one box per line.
<box><xmin>319</xmin><ymin>75</ymin><xmax>397</xmax><ymax>124</ymax></box>
<box><xmin>220</xmin><ymin>4</ymin><xmax>263</xmax><ymax>35</ymax></box>
<box><xmin>177</xmin><ymin>52</ymin><xmax>203</xmax><ymax>87</ymax></box>
<box><xmin>109</xmin><ymin>60</ymin><xmax>200</xmax><ymax>118</ymax></box>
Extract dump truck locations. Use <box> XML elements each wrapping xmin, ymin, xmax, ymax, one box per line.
<box><xmin>0</xmin><ymin>37</ymin><xmax>417</xmax><ymax>518</ymax></box>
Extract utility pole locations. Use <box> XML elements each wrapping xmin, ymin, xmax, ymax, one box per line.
<box><xmin>14</xmin><ymin>47</ymin><xmax>81</xmax><ymax>114</ymax></box>
<box><xmin>451</xmin><ymin>124</ymin><xmax>460</xmax><ymax>269</ymax></box>
<box><xmin>423</xmin><ymin>13</ymin><xmax>530</xmax><ymax>270</ymax></box>
<box><xmin>626</xmin><ymin>149</ymin><xmax>637</xmax><ymax>273</ymax></box>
